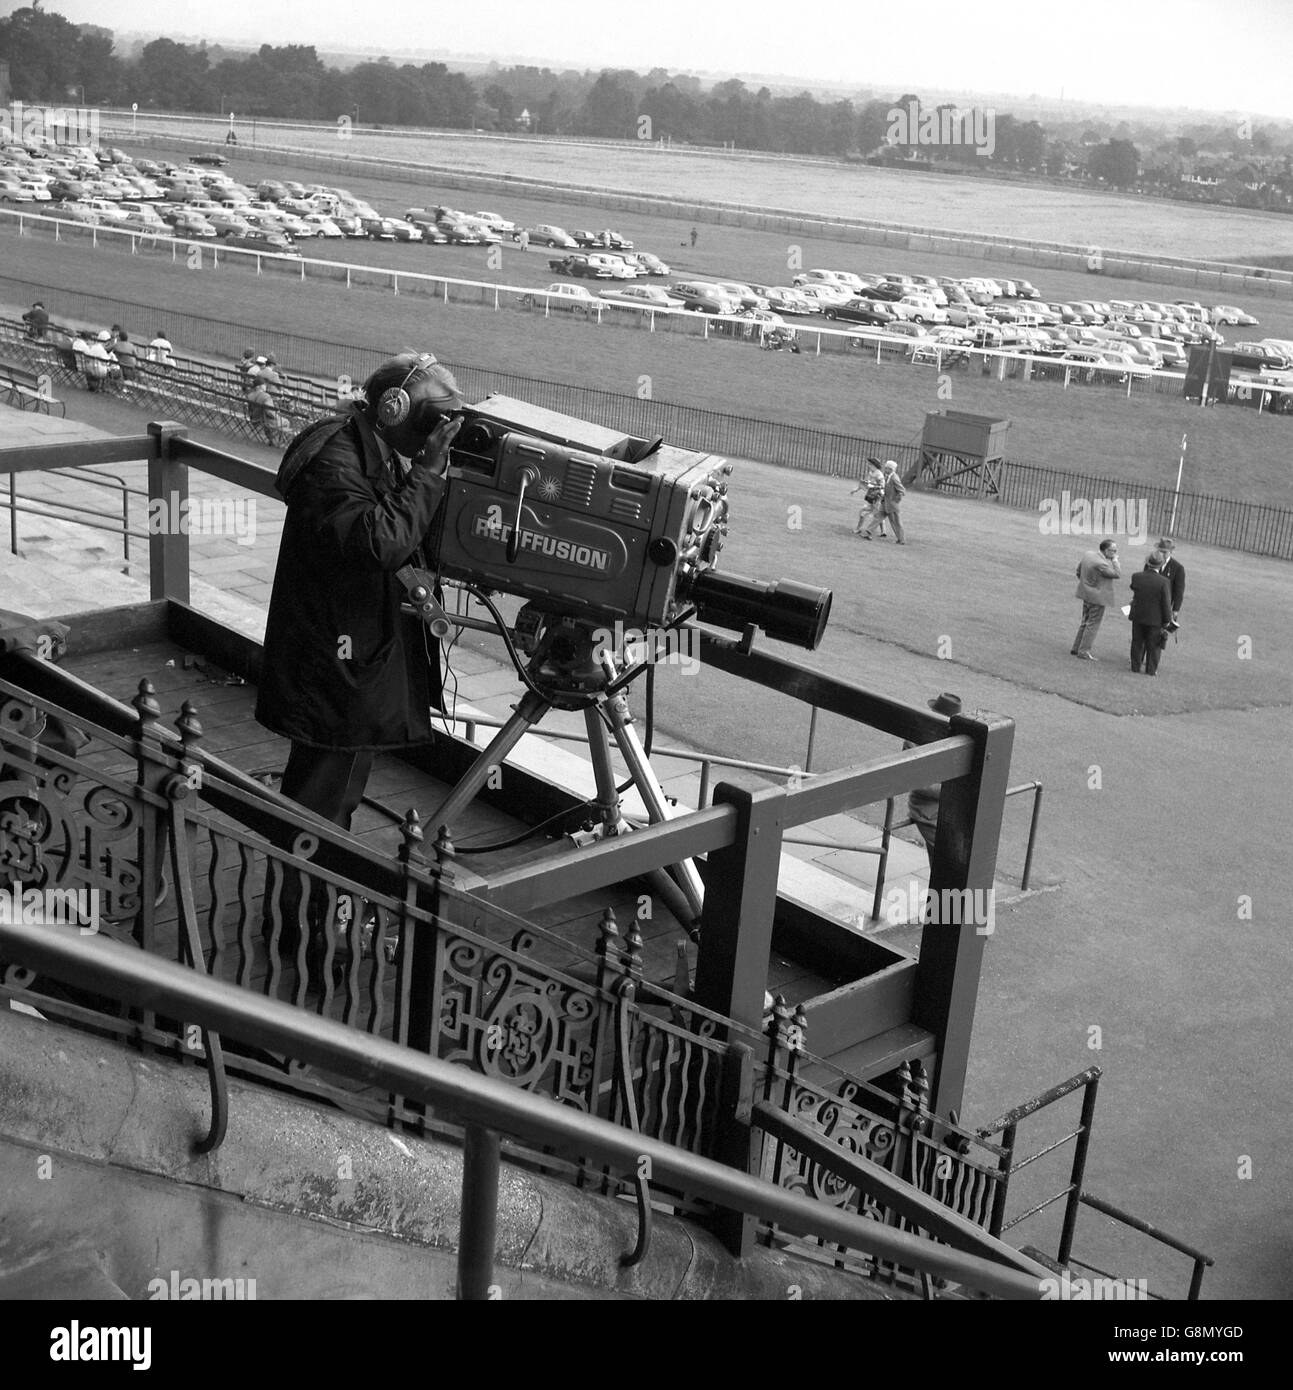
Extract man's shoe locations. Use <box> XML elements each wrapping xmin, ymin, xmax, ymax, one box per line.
<box><xmin>895</xmin><ymin>540</ymin><xmax>906</xmax><ymax>545</ymax></box>
<box><xmin>1073</xmin><ymin>652</ymin><xmax>1096</xmax><ymax>661</ymax></box>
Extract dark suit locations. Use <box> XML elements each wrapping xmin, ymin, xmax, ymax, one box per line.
<box><xmin>1161</xmin><ymin>556</ymin><xmax>1185</xmax><ymax>615</ymax></box>
<box><xmin>1129</xmin><ymin>570</ymin><xmax>1173</xmax><ymax>674</ymax></box>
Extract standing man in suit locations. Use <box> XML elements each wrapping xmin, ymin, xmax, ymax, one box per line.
<box><xmin>1156</xmin><ymin>536</ymin><xmax>1185</xmax><ymax>624</ymax></box>
<box><xmin>1129</xmin><ymin>551</ymin><xmax>1174</xmax><ymax>676</ymax></box>
<box><xmin>1071</xmin><ymin>538</ymin><xmax>1121</xmax><ymax>660</ymax></box>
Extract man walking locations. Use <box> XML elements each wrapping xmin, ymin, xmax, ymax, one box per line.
<box><xmin>861</xmin><ymin>460</ymin><xmax>906</xmax><ymax>543</ymax></box>
<box><xmin>1129</xmin><ymin>551</ymin><xmax>1174</xmax><ymax>676</ymax></box>
<box><xmin>1071</xmin><ymin>538</ymin><xmax>1120</xmax><ymax>660</ymax></box>
<box><xmin>850</xmin><ymin>457</ymin><xmax>886</xmax><ymax>536</ymax></box>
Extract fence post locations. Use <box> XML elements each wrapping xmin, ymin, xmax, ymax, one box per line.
<box><xmin>146</xmin><ymin>421</ymin><xmax>191</xmax><ymax>605</ymax></box>
<box><xmin>456</xmin><ymin>1124</ymin><xmax>501</xmax><ymax>1300</ymax></box>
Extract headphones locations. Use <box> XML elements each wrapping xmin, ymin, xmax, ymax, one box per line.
<box><xmin>375</xmin><ymin>353</ymin><xmax>439</xmax><ymax>430</ymax></box>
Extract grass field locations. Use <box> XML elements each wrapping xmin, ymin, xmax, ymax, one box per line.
<box><xmin>6</xmin><ymin>216</ymin><xmax>1291</xmax><ymax>509</ymax></box>
<box><xmin>121</xmin><ymin>116</ymin><xmax>1293</xmax><ymax>263</ymax></box>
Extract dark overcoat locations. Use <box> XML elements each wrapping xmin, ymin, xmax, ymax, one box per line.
<box><xmin>255</xmin><ymin>405</ymin><xmax>446</xmax><ymax>751</ymax></box>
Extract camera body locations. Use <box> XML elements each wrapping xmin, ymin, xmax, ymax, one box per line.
<box><xmin>432</xmin><ymin>396</ymin><xmax>732</xmax><ymax>633</ymax></box>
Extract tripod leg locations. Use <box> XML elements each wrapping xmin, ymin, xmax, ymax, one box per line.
<box><xmin>601</xmin><ymin>688</ymin><xmax>706</xmax><ymax>923</ymax></box>
<box><xmin>429</xmin><ymin>689</ymin><xmax>551</xmax><ymax>834</ymax></box>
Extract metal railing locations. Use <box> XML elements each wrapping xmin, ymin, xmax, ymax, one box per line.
<box><xmin>0</xmin><ymin>915</ymin><xmax>1050</xmax><ymax>1300</ymax></box>
<box><xmin>976</xmin><ymin>1068</ymin><xmax>1213</xmax><ymax>1300</ymax></box>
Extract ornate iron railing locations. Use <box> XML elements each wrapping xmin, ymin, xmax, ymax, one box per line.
<box><xmin>0</xmin><ymin>666</ymin><xmax>734</xmax><ymax>1196</ymax></box>
<box><xmin>750</xmin><ymin>997</ymin><xmax>1010</xmax><ymax>1291</ymax></box>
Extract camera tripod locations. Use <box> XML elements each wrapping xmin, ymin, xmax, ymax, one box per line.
<box><xmin>427</xmin><ymin>614</ymin><xmax>705</xmax><ymax>937</ymax></box>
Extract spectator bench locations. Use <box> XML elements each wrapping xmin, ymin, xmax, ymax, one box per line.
<box><xmin>0</xmin><ymin>359</ymin><xmax>66</xmax><ymax>417</ymax></box>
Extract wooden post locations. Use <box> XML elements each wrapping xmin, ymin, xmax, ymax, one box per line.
<box><xmin>146</xmin><ymin>421</ymin><xmax>190</xmax><ymax>606</ymax></box>
<box><xmin>912</xmin><ymin>711</ymin><xmax>1015</xmax><ymax>1117</ymax></box>
<box><xmin>693</xmin><ymin>782</ymin><xmax>785</xmax><ymax>1257</ymax></box>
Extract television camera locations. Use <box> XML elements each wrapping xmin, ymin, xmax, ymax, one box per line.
<box><xmin>398</xmin><ymin>395</ymin><xmax>833</xmax><ymax>936</ymax></box>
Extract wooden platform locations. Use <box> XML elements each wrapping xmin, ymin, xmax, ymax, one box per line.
<box><xmin>61</xmin><ymin>637</ymin><xmax>840</xmax><ymax>1009</ymax></box>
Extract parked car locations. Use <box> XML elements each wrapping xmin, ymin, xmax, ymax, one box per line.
<box><xmin>749</xmin><ymin>284</ymin><xmax>813</xmax><ymax>315</ymax></box>
<box><xmin>207</xmin><ymin>210</ymin><xmax>255</xmax><ymax>237</ymax></box>
<box><xmin>670</xmin><ymin>282</ymin><xmax>742</xmax><ymax>314</ymax></box>
<box><xmin>712</xmin><ymin>281</ymin><xmax>768</xmax><ymax>310</ymax></box>
<box><xmin>300</xmin><ymin>212</ymin><xmax>344</xmax><ymax>239</ymax></box>
<box><xmin>823</xmin><ymin>298</ymin><xmax>899</xmax><ymax>326</ymax></box>
<box><xmin>600</xmin><ymin>285</ymin><xmax>686</xmax><ymax>310</ymax></box>
<box><xmin>622</xmin><ymin>251</ymin><xmax>670</xmax><ymax>277</ymax></box>
<box><xmin>522</xmin><ymin>223</ymin><xmax>577</xmax><ymax>248</ymax></box>
<box><xmin>472</xmin><ymin>210</ymin><xmax>517</xmax><ymax>234</ymax></box>
<box><xmin>522</xmin><ymin>283</ymin><xmax>604</xmax><ymax>314</ymax></box>
<box><xmin>795</xmin><ymin>283</ymin><xmax>853</xmax><ymax>309</ymax></box>
<box><xmin>192</xmin><ymin>152</ymin><xmax>229</xmax><ymax>167</ymax></box>
<box><xmin>224</xmin><ymin>228</ymin><xmax>298</xmax><ymax>255</ymax></box>
<box><xmin>550</xmin><ymin>253</ymin><xmax>613</xmax><ymax>279</ymax></box>
<box><xmin>1212</xmin><ymin>304</ymin><xmax>1259</xmax><ymax>327</ymax></box>
<box><xmin>52</xmin><ymin>200</ymin><xmax>99</xmax><ymax>225</ymax></box>
<box><xmin>120</xmin><ymin>210</ymin><xmax>168</xmax><ymax>235</ymax></box>
<box><xmin>168</xmin><ymin>210</ymin><xmax>218</xmax><ymax>238</ymax></box>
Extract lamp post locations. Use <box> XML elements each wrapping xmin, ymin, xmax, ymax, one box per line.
<box><xmin>131</xmin><ymin>102</ymin><xmax>137</xmax><ymax>135</ymax></box>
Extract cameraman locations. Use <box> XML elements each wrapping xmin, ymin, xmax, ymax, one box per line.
<box><xmin>255</xmin><ymin>350</ymin><xmax>464</xmax><ymax>829</ymax></box>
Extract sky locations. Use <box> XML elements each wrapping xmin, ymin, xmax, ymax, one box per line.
<box><xmin>9</xmin><ymin>0</ymin><xmax>1292</xmax><ymax>120</ymax></box>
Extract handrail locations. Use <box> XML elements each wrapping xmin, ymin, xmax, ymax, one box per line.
<box><xmin>752</xmin><ymin>1100</ymin><xmax>1048</xmax><ymax>1279</ymax></box>
<box><xmin>1078</xmin><ymin>1191</ymin><xmax>1214</xmax><ymax>1301</ymax></box>
<box><xmin>0</xmin><ymin>918</ymin><xmax>1047</xmax><ymax>1301</ymax></box>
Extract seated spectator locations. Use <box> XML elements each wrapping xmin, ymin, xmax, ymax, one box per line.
<box><xmin>257</xmin><ymin>353</ymin><xmax>282</xmax><ymax>389</ymax></box>
<box><xmin>246</xmin><ymin>380</ymin><xmax>278</xmax><ymax>443</ymax></box>
<box><xmin>82</xmin><ymin>330</ymin><xmax>116</xmax><ymax>392</ymax></box>
<box><xmin>148</xmin><ymin>329</ymin><xmax>175</xmax><ymax>368</ymax></box>
<box><xmin>237</xmin><ymin>348</ymin><xmax>259</xmax><ymax>386</ymax></box>
<box><xmin>69</xmin><ymin>329</ymin><xmax>89</xmax><ymax>379</ymax></box>
<box><xmin>22</xmin><ymin>302</ymin><xmax>49</xmax><ymax>340</ymax></box>
<box><xmin>113</xmin><ymin>329</ymin><xmax>139</xmax><ymax>382</ymax></box>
